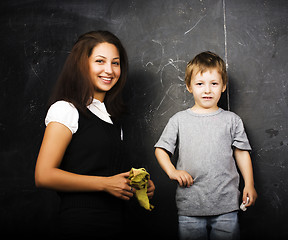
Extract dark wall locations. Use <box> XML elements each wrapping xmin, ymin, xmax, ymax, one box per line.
<box><xmin>226</xmin><ymin>1</ymin><xmax>288</xmax><ymax>239</ymax></box>
<box><xmin>0</xmin><ymin>0</ymin><xmax>287</xmax><ymax>239</ymax></box>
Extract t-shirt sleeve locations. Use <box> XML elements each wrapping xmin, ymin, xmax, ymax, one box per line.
<box><xmin>45</xmin><ymin>101</ymin><xmax>79</xmax><ymax>134</ymax></box>
<box><xmin>232</xmin><ymin>117</ymin><xmax>252</xmax><ymax>151</ymax></box>
<box><xmin>154</xmin><ymin>116</ymin><xmax>179</xmax><ymax>155</ymax></box>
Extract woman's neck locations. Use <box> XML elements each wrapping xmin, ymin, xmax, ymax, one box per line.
<box><xmin>93</xmin><ymin>91</ymin><xmax>106</xmax><ymax>103</ymax></box>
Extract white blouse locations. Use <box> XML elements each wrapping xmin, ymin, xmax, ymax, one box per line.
<box><xmin>45</xmin><ymin>99</ymin><xmax>113</xmax><ymax>134</ymax></box>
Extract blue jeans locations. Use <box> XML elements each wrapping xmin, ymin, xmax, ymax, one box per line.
<box><xmin>178</xmin><ymin>211</ymin><xmax>240</xmax><ymax>240</ymax></box>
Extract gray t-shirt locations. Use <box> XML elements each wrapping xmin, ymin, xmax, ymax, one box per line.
<box><xmin>155</xmin><ymin>108</ymin><xmax>251</xmax><ymax>216</ymax></box>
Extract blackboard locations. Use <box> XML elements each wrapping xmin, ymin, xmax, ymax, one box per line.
<box><xmin>0</xmin><ymin>0</ymin><xmax>287</xmax><ymax>239</ymax></box>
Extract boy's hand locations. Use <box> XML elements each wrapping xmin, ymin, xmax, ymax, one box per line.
<box><xmin>242</xmin><ymin>185</ymin><xmax>257</xmax><ymax>207</ymax></box>
<box><xmin>168</xmin><ymin>169</ymin><xmax>193</xmax><ymax>187</ymax></box>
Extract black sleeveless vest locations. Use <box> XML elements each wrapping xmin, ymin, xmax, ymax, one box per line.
<box><xmin>58</xmin><ymin>109</ymin><xmax>124</xmax><ymax>212</ymax></box>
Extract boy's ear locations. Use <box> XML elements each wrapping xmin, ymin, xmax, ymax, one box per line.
<box><xmin>186</xmin><ymin>84</ymin><xmax>193</xmax><ymax>93</ymax></box>
<box><xmin>222</xmin><ymin>84</ymin><xmax>227</xmax><ymax>93</ymax></box>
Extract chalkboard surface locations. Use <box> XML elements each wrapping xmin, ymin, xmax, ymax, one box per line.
<box><xmin>0</xmin><ymin>0</ymin><xmax>287</xmax><ymax>239</ymax></box>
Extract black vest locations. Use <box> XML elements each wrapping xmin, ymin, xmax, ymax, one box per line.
<box><xmin>58</xmin><ymin>109</ymin><xmax>124</xmax><ymax>212</ymax></box>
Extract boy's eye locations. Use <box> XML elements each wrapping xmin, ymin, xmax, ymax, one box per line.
<box><xmin>212</xmin><ymin>82</ymin><xmax>219</xmax><ymax>85</ymax></box>
<box><xmin>196</xmin><ymin>82</ymin><xmax>203</xmax><ymax>86</ymax></box>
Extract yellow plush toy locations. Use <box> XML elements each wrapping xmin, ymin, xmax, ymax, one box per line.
<box><xmin>128</xmin><ymin>168</ymin><xmax>154</xmax><ymax>211</ymax></box>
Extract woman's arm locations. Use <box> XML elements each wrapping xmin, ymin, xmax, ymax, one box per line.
<box><xmin>234</xmin><ymin>148</ymin><xmax>258</xmax><ymax>206</ymax></box>
<box><xmin>35</xmin><ymin>122</ymin><xmax>134</xmax><ymax>200</ymax></box>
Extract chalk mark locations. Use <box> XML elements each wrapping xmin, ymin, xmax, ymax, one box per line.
<box><xmin>223</xmin><ymin>0</ymin><xmax>230</xmax><ymax>111</ymax></box>
<box><xmin>142</xmin><ymin>39</ymin><xmax>164</xmax><ymax>72</ymax></box>
<box><xmin>155</xmin><ymin>83</ymin><xmax>187</xmax><ymax>113</ymax></box>
<box><xmin>184</xmin><ymin>15</ymin><xmax>206</xmax><ymax>35</ymax></box>
<box><xmin>159</xmin><ymin>58</ymin><xmax>186</xmax><ymax>86</ymax></box>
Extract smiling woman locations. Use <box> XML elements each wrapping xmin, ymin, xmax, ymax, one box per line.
<box><xmin>34</xmin><ymin>31</ymin><xmax>155</xmax><ymax>239</ymax></box>
<box><xmin>49</xmin><ymin>31</ymin><xmax>128</xmax><ymax>118</ymax></box>
<box><xmin>88</xmin><ymin>42</ymin><xmax>121</xmax><ymax>102</ymax></box>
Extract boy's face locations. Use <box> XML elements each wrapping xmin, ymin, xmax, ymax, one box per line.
<box><xmin>187</xmin><ymin>68</ymin><xmax>226</xmax><ymax>113</ymax></box>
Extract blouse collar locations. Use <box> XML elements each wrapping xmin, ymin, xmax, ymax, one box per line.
<box><xmin>90</xmin><ymin>98</ymin><xmax>111</xmax><ymax>117</ymax></box>
<box><xmin>87</xmin><ymin>98</ymin><xmax>113</xmax><ymax>124</ymax></box>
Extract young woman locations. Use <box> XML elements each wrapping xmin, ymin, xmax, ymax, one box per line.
<box><xmin>35</xmin><ymin>31</ymin><xmax>155</xmax><ymax>239</ymax></box>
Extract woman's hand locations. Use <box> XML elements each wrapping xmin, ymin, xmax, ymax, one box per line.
<box><xmin>104</xmin><ymin>171</ymin><xmax>135</xmax><ymax>201</ymax></box>
<box><xmin>147</xmin><ymin>179</ymin><xmax>155</xmax><ymax>199</ymax></box>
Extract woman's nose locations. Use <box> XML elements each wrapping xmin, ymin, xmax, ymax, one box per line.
<box><xmin>105</xmin><ymin>63</ymin><xmax>113</xmax><ymax>74</ymax></box>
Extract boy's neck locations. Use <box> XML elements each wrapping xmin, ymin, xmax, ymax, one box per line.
<box><xmin>190</xmin><ymin>105</ymin><xmax>220</xmax><ymax>114</ymax></box>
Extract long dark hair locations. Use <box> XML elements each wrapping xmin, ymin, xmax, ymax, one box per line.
<box><xmin>49</xmin><ymin>30</ymin><xmax>128</xmax><ymax>118</ymax></box>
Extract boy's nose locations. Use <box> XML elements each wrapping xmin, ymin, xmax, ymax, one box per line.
<box><xmin>204</xmin><ymin>85</ymin><xmax>211</xmax><ymax>93</ymax></box>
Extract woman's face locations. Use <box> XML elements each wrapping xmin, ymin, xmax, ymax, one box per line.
<box><xmin>88</xmin><ymin>42</ymin><xmax>121</xmax><ymax>101</ymax></box>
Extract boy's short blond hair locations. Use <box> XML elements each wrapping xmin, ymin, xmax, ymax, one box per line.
<box><xmin>185</xmin><ymin>51</ymin><xmax>227</xmax><ymax>88</ymax></box>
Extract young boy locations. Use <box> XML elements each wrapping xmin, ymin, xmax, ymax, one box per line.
<box><xmin>154</xmin><ymin>51</ymin><xmax>257</xmax><ymax>240</ymax></box>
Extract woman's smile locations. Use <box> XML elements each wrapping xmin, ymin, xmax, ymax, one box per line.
<box><xmin>88</xmin><ymin>42</ymin><xmax>121</xmax><ymax>101</ymax></box>
<box><xmin>99</xmin><ymin>76</ymin><xmax>113</xmax><ymax>84</ymax></box>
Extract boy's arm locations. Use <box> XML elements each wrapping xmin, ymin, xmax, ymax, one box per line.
<box><xmin>155</xmin><ymin>147</ymin><xmax>193</xmax><ymax>187</ymax></box>
<box><xmin>234</xmin><ymin>148</ymin><xmax>257</xmax><ymax>206</ymax></box>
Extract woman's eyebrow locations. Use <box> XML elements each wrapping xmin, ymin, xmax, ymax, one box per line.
<box><xmin>95</xmin><ymin>55</ymin><xmax>120</xmax><ymax>60</ymax></box>
<box><xmin>95</xmin><ymin>55</ymin><xmax>106</xmax><ymax>58</ymax></box>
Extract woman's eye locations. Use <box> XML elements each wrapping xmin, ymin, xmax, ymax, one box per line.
<box><xmin>95</xmin><ymin>59</ymin><xmax>104</xmax><ymax>63</ymax></box>
<box><xmin>112</xmin><ymin>61</ymin><xmax>120</xmax><ymax>66</ymax></box>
